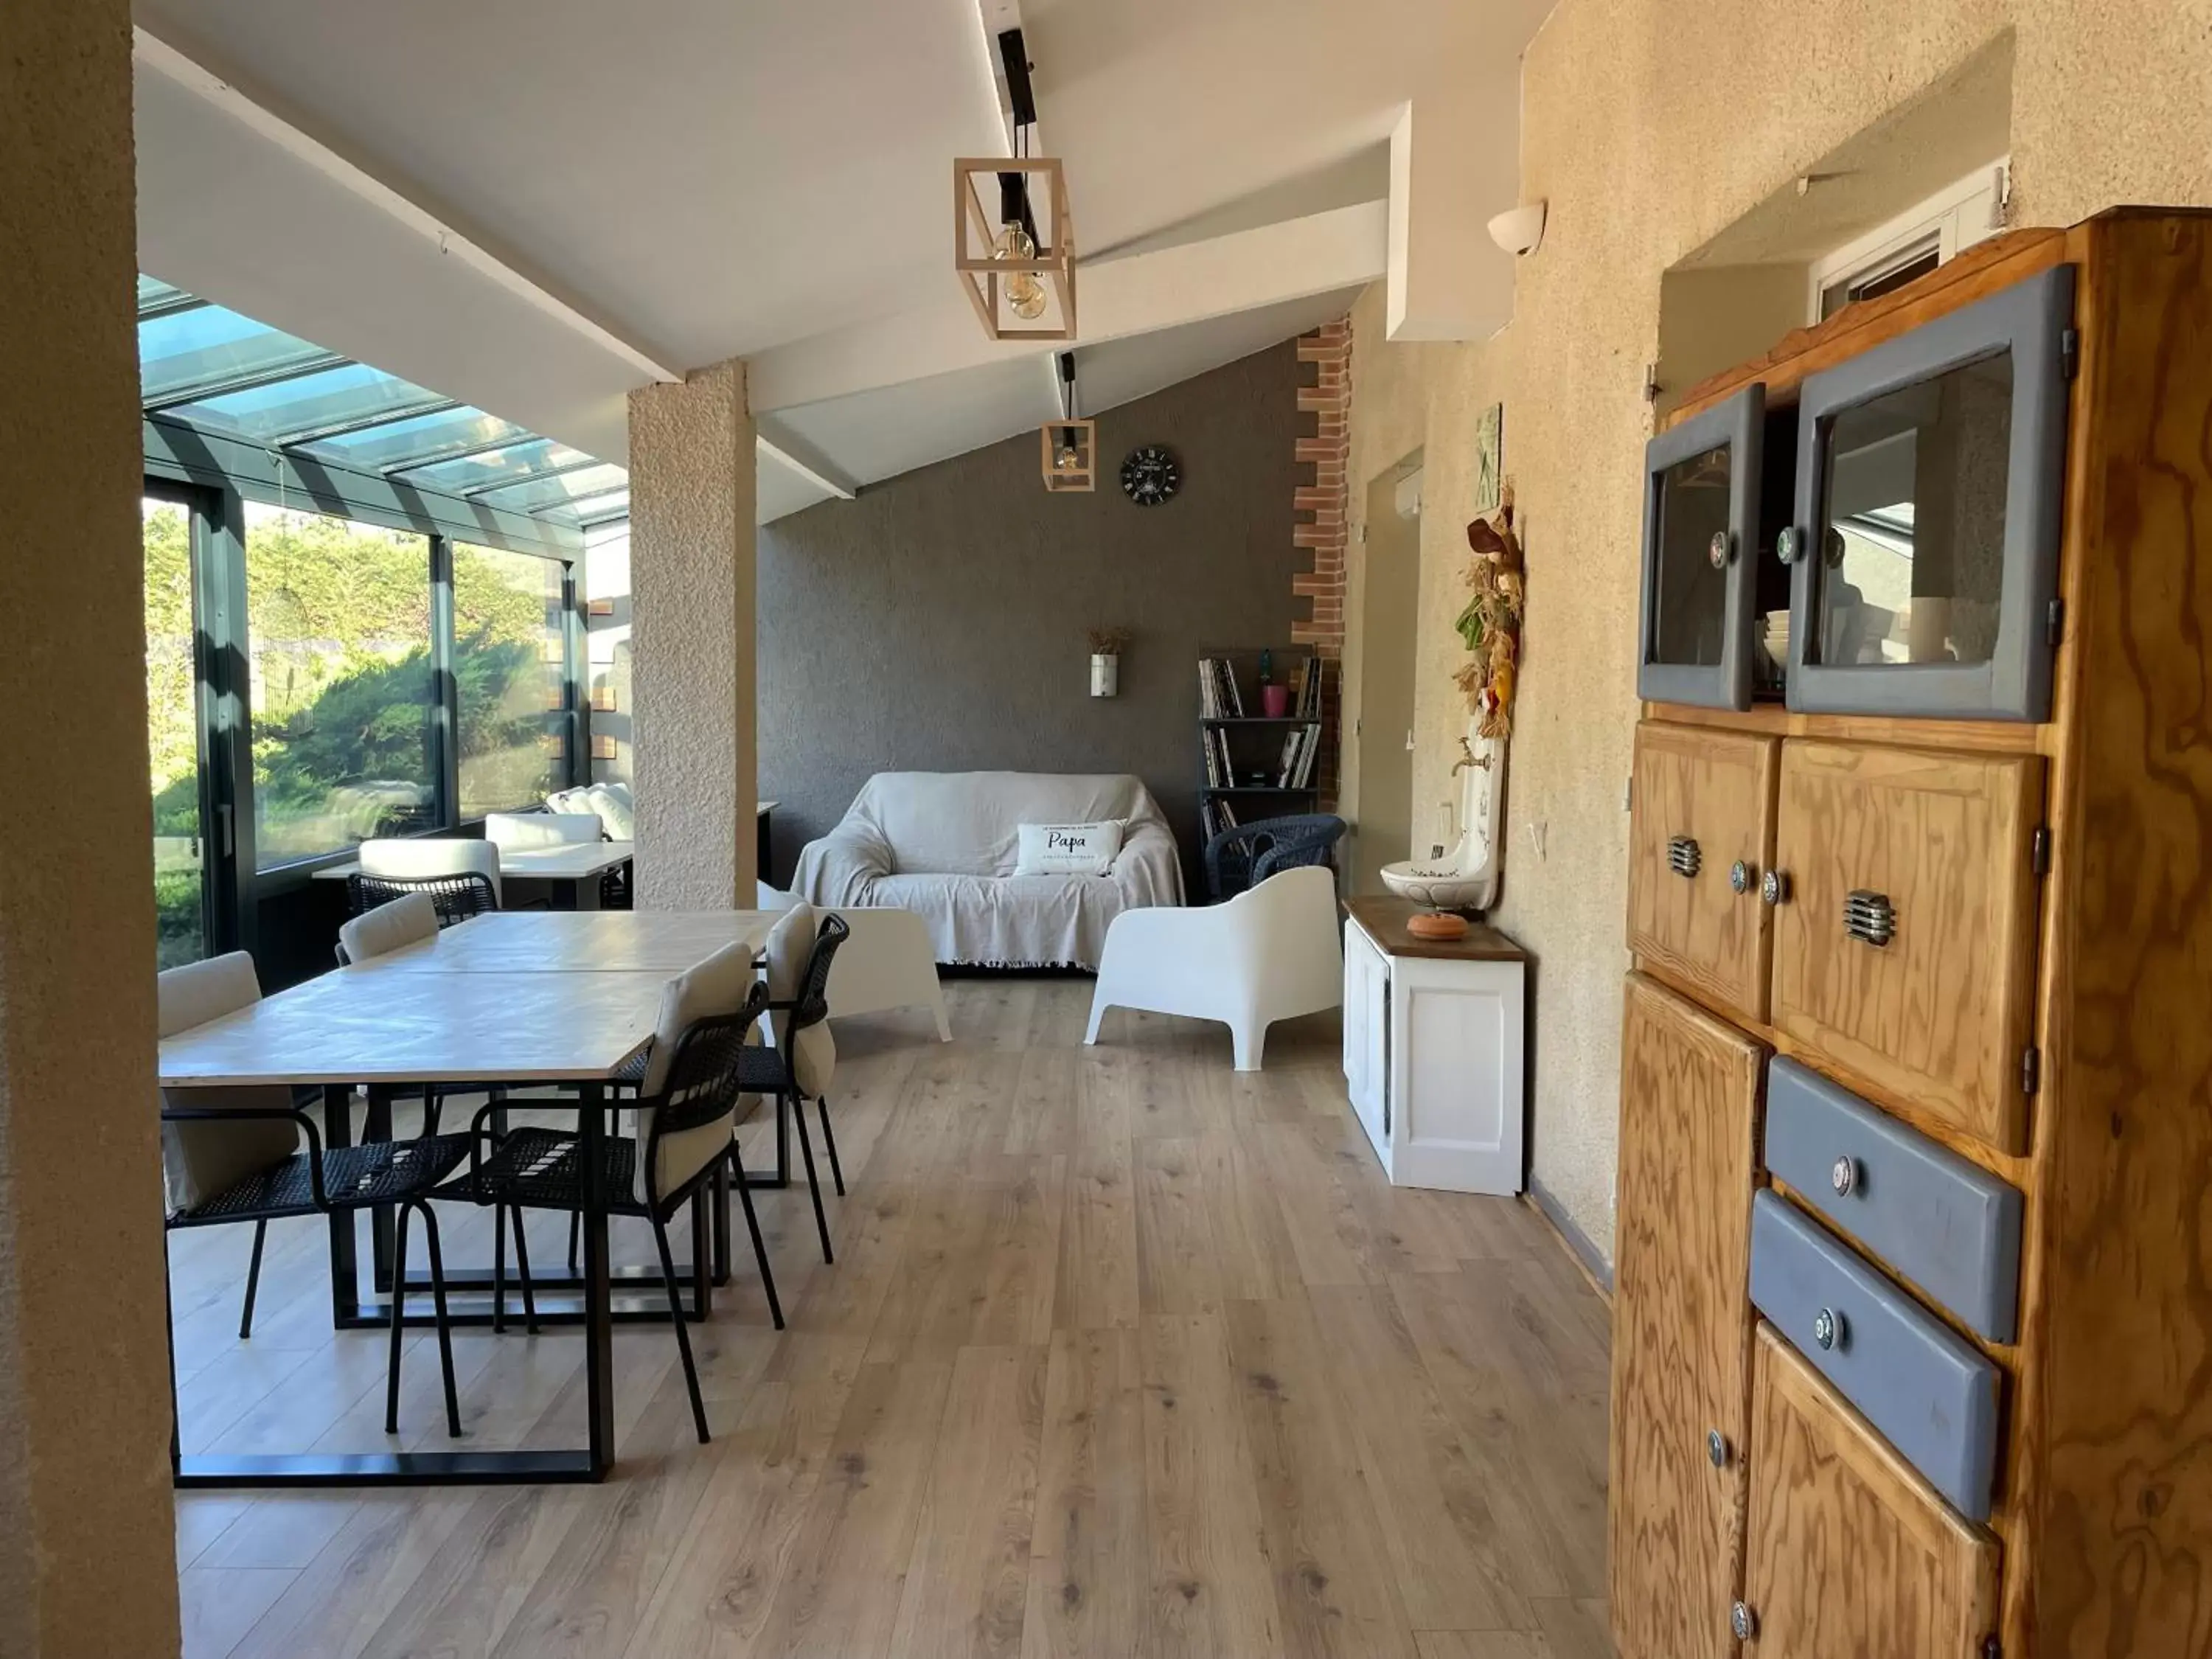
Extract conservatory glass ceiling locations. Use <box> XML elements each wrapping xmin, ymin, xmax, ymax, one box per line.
<box><xmin>136</xmin><ymin>277</ymin><xmax>629</xmax><ymax>530</ymax></box>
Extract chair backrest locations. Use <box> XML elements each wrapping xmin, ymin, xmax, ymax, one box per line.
<box><xmin>484</xmin><ymin>811</ymin><xmax>602</xmax><ymax>852</ymax></box>
<box><xmin>360</xmin><ymin>837</ymin><xmax>504</xmax><ymax>902</ymax></box>
<box><xmin>634</xmin><ymin>942</ymin><xmax>763</xmax><ymax>1206</ymax></box>
<box><xmin>349</xmin><ymin>871</ymin><xmax>498</xmax><ymax>928</ymax></box>
<box><xmin>157</xmin><ymin>953</ymin><xmax>300</xmax><ymax>1214</ymax></box>
<box><xmin>1205</xmin><ymin>813</ymin><xmax>1346</xmax><ymax>899</ymax></box>
<box><xmin>337</xmin><ymin>891</ymin><xmax>439</xmax><ymax>965</ymax></box>
<box><xmin>763</xmin><ymin>903</ymin><xmax>848</xmax><ymax>1097</ymax></box>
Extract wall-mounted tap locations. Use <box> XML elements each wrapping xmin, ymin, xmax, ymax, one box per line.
<box><xmin>1453</xmin><ymin>737</ymin><xmax>1493</xmax><ymax>776</ymax></box>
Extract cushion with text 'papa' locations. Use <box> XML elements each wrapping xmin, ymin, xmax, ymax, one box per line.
<box><xmin>1014</xmin><ymin>819</ymin><xmax>1124</xmax><ymax>877</ymax></box>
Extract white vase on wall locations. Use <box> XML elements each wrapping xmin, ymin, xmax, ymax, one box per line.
<box><xmin>1091</xmin><ymin>653</ymin><xmax>1119</xmax><ymax>698</ymax></box>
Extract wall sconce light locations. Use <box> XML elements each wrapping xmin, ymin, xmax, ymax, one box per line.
<box><xmin>1487</xmin><ymin>200</ymin><xmax>1548</xmax><ymax>257</ymax></box>
<box><xmin>1088</xmin><ymin>627</ymin><xmax>1130</xmax><ymax>698</ymax></box>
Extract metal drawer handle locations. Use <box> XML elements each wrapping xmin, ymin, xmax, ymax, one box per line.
<box><xmin>1831</xmin><ymin>1155</ymin><xmax>1859</xmax><ymax>1198</ymax></box>
<box><xmin>1775</xmin><ymin>526</ymin><xmax>1804</xmax><ymax>566</ymax></box>
<box><xmin>1761</xmin><ymin>869</ymin><xmax>1791</xmax><ymax>906</ymax></box>
<box><xmin>1814</xmin><ymin>1306</ymin><xmax>1846</xmax><ymax>1352</ymax></box>
<box><xmin>1844</xmin><ymin>889</ymin><xmax>1896</xmax><ymax>947</ymax></box>
<box><xmin>1708</xmin><ymin>529</ymin><xmax>1733</xmax><ymax>570</ymax></box>
<box><xmin>1732</xmin><ymin>1601</ymin><xmax>1759</xmax><ymax>1641</ymax></box>
<box><xmin>1730</xmin><ymin>859</ymin><xmax>1753</xmax><ymax>894</ymax></box>
<box><xmin>1668</xmin><ymin>836</ymin><xmax>1702</xmax><ymax>878</ymax></box>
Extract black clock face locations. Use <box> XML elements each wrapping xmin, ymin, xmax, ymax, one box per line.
<box><xmin>1120</xmin><ymin>445</ymin><xmax>1181</xmax><ymax>506</ymax></box>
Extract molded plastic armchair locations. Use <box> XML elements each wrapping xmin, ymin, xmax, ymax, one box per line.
<box><xmin>1203</xmin><ymin>813</ymin><xmax>1346</xmax><ymax>901</ymax></box>
<box><xmin>1085</xmin><ymin>864</ymin><xmax>1343</xmax><ymax>1070</ymax></box>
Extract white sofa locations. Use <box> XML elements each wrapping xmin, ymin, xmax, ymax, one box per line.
<box><xmin>790</xmin><ymin>772</ymin><xmax>1183</xmax><ymax>970</ymax></box>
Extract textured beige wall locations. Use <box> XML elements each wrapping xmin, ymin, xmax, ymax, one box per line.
<box><xmin>1347</xmin><ymin>0</ymin><xmax>2212</xmax><ymax>1262</ymax></box>
<box><xmin>0</xmin><ymin>1</ymin><xmax>183</xmax><ymax>1652</ymax></box>
<box><xmin>628</xmin><ymin>359</ymin><xmax>758</xmax><ymax>908</ymax></box>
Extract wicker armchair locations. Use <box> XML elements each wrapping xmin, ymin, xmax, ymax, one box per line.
<box><xmin>1203</xmin><ymin>813</ymin><xmax>1346</xmax><ymax>901</ymax></box>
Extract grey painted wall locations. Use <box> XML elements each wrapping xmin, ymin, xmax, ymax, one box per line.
<box><xmin>759</xmin><ymin>341</ymin><xmax>1301</xmax><ymax>890</ymax></box>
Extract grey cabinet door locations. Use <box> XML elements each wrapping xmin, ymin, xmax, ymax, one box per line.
<box><xmin>1785</xmin><ymin>263</ymin><xmax>2075</xmax><ymax>720</ymax></box>
<box><xmin>1637</xmin><ymin>383</ymin><xmax>1764</xmax><ymax>710</ymax></box>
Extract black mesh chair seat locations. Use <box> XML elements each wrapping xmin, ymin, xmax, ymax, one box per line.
<box><xmin>734</xmin><ymin>1043</ymin><xmax>787</xmax><ymax>1093</ymax></box>
<box><xmin>349</xmin><ymin>871</ymin><xmax>498</xmax><ymax>928</ymax></box>
<box><xmin>441</xmin><ymin>1125</ymin><xmax>642</xmax><ymax>1215</ymax></box>
<box><xmin>612</xmin><ymin>1046</ymin><xmax>651</xmax><ymax>1087</ymax></box>
<box><xmin>172</xmin><ymin>1133</ymin><xmax>474</xmax><ymax>1226</ymax></box>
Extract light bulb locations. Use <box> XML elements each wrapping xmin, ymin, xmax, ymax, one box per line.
<box><xmin>1054</xmin><ymin>434</ymin><xmax>1082</xmax><ymax>471</ymax></box>
<box><xmin>993</xmin><ymin>223</ymin><xmax>1050</xmax><ymax>321</ymax></box>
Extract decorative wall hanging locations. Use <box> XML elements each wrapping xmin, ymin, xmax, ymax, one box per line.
<box><xmin>1120</xmin><ymin>445</ymin><xmax>1181</xmax><ymax>506</ymax></box>
<box><xmin>1088</xmin><ymin>627</ymin><xmax>1130</xmax><ymax>698</ymax></box>
<box><xmin>1472</xmin><ymin>403</ymin><xmax>1503</xmax><ymax>516</ymax></box>
<box><xmin>1454</xmin><ymin>481</ymin><xmax>1525</xmax><ymax>739</ymax></box>
<box><xmin>1041</xmin><ymin>351</ymin><xmax>1096</xmax><ymax>492</ymax></box>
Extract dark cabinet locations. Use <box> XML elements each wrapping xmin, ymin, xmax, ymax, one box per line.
<box><xmin>1636</xmin><ymin>383</ymin><xmax>1773</xmax><ymax>709</ymax></box>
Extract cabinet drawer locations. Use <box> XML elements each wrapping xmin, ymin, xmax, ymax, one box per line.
<box><xmin>1627</xmin><ymin>720</ymin><xmax>1778</xmax><ymax>1023</ymax></box>
<box><xmin>1747</xmin><ymin>1192</ymin><xmax>2001</xmax><ymax>1521</ymax></box>
<box><xmin>1764</xmin><ymin>1056</ymin><xmax>2023</xmax><ymax>1343</ymax></box>
<box><xmin>1768</xmin><ymin>740</ymin><xmax>2043</xmax><ymax>1154</ymax></box>
<box><xmin>1741</xmin><ymin>1324</ymin><xmax>2000</xmax><ymax>1656</ymax></box>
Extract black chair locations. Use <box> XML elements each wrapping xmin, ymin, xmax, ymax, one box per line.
<box><xmin>1203</xmin><ymin>813</ymin><xmax>1347</xmax><ymax>901</ymax></box>
<box><xmin>740</xmin><ymin>910</ymin><xmax>851</xmax><ymax>1266</ymax></box>
<box><xmin>443</xmin><ymin>981</ymin><xmax>782</xmax><ymax>1444</ymax></box>
<box><xmin>165</xmin><ymin>1105</ymin><xmax>473</xmax><ymax>1438</ymax></box>
<box><xmin>347</xmin><ymin>870</ymin><xmax>498</xmax><ymax>928</ymax></box>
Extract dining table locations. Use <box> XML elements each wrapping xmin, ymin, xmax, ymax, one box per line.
<box><xmin>313</xmin><ymin>839</ymin><xmax>636</xmax><ymax>910</ymax></box>
<box><xmin>157</xmin><ymin>908</ymin><xmax>779</xmax><ymax>1489</ymax></box>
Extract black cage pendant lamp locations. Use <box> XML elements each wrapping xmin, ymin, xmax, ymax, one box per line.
<box><xmin>956</xmin><ymin>29</ymin><xmax>1076</xmax><ymax>341</ymax></box>
<box><xmin>1040</xmin><ymin>352</ymin><xmax>1096</xmax><ymax>493</ymax></box>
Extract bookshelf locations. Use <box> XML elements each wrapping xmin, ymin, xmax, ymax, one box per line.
<box><xmin>1195</xmin><ymin>647</ymin><xmax>1324</xmax><ymax>841</ymax></box>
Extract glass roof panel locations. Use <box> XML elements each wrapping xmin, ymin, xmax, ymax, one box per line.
<box><xmin>405</xmin><ymin>436</ymin><xmax>594</xmax><ymax>496</ymax></box>
<box><xmin>569</xmin><ymin>488</ymin><xmax>631</xmax><ymax>526</ymax></box>
<box><xmin>293</xmin><ymin>406</ymin><xmax>532</xmax><ymax>474</ymax></box>
<box><xmin>473</xmin><ymin>462</ymin><xmax>628</xmax><ymax>515</ymax></box>
<box><xmin>138</xmin><ymin>275</ymin><xmax>190</xmax><ymax>312</ymax></box>
<box><xmin>139</xmin><ymin>305</ymin><xmax>335</xmax><ymax>403</ymax></box>
<box><xmin>166</xmin><ymin>361</ymin><xmax>448</xmax><ymax>445</ymax></box>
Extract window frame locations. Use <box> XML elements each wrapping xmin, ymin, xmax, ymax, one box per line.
<box><xmin>1806</xmin><ymin>162</ymin><xmax>2011</xmax><ymax>325</ymax></box>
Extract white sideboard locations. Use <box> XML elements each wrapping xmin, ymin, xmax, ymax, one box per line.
<box><xmin>1340</xmin><ymin>897</ymin><xmax>1527</xmax><ymax>1194</ymax></box>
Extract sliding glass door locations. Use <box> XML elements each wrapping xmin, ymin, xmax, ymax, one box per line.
<box><xmin>143</xmin><ymin>488</ymin><xmax>213</xmax><ymax>967</ymax></box>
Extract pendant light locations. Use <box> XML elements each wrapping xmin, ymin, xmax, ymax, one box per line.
<box><xmin>956</xmin><ymin>29</ymin><xmax>1075</xmax><ymax>341</ymax></box>
<box><xmin>1040</xmin><ymin>351</ymin><xmax>1095</xmax><ymax>493</ymax></box>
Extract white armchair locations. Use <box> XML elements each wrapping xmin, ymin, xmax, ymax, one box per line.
<box><xmin>1084</xmin><ymin>865</ymin><xmax>1342</xmax><ymax>1071</ymax></box>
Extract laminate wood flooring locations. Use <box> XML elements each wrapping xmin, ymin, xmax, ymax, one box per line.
<box><xmin>173</xmin><ymin>980</ymin><xmax>1613</xmax><ymax>1658</ymax></box>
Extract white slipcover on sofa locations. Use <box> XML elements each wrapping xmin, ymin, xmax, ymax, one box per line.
<box><xmin>790</xmin><ymin>772</ymin><xmax>1183</xmax><ymax>970</ymax></box>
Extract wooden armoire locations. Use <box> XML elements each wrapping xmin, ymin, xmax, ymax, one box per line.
<box><xmin>1607</xmin><ymin>209</ymin><xmax>2212</xmax><ymax>1658</ymax></box>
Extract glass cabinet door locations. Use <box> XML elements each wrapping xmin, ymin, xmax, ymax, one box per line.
<box><xmin>1787</xmin><ymin>264</ymin><xmax>2074</xmax><ymax>720</ymax></box>
<box><xmin>1638</xmin><ymin>383</ymin><xmax>1765</xmax><ymax>709</ymax></box>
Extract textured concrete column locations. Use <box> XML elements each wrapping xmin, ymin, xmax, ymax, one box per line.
<box><xmin>627</xmin><ymin>359</ymin><xmax>758</xmax><ymax>908</ymax></box>
<box><xmin>0</xmin><ymin>3</ymin><xmax>184</xmax><ymax>1655</ymax></box>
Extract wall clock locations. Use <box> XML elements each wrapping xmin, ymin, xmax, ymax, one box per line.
<box><xmin>1120</xmin><ymin>445</ymin><xmax>1182</xmax><ymax>506</ymax></box>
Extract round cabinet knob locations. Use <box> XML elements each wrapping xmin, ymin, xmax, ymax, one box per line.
<box><xmin>1824</xmin><ymin>525</ymin><xmax>1849</xmax><ymax>568</ymax></box>
<box><xmin>1761</xmin><ymin>869</ymin><xmax>1792</xmax><ymax>906</ymax></box>
<box><xmin>1732</xmin><ymin>1601</ymin><xmax>1759</xmax><ymax>1641</ymax></box>
<box><xmin>1814</xmin><ymin>1306</ymin><xmax>1845</xmax><ymax>1351</ymax></box>
<box><xmin>1730</xmin><ymin>859</ymin><xmax>1753</xmax><ymax>894</ymax></box>
<box><xmin>1775</xmin><ymin>526</ymin><xmax>1804</xmax><ymax>566</ymax></box>
<box><xmin>1831</xmin><ymin>1155</ymin><xmax>1860</xmax><ymax>1197</ymax></box>
<box><xmin>1708</xmin><ymin>530</ymin><xmax>1733</xmax><ymax>570</ymax></box>
<box><xmin>1707</xmin><ymin>1429</ymin><xmax>1731</xmax><ymax>1468</ymax></box>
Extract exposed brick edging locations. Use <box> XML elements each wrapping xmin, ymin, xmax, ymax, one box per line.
<box><xmin>1291</xmin><ymin>317</ymin><xmax>1350</xmax><ymax>804</ymax></box>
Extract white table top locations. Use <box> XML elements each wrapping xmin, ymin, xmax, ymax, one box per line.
<box><xmin>313</xmin><ymin>841</ymin><xmax>635</xmax><ymax>883</ymax></box>
<box><xmin>157</xmin><ymin>969</ymin><xmax>664</xmax><ymax>1086</ymax></box>
<box><xmin>357</xmin><ymin>909</ymin><xmax>777</xmax><ymax>974</ymax></box>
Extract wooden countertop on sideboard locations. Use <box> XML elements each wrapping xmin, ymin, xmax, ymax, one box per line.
<box><xmin>1342</xmin><ymin>895</ymin><xmax>1526</xmax><ymax>962</ymax></box>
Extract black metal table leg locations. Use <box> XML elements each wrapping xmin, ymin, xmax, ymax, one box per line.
<box><xmin>365</xmin><ymin>1087</ymin><xmax>394</xmax><ymax>1293</ymax></box>
<box><xmin>580</xmin><ymin>1080</ymin><xmax>613</xmax><ymax>1477</ymax></box>
<box><xmin>323</xmin><ymin>1084</ymin><xmax>356</xmax><ymax>1329</ymax></box>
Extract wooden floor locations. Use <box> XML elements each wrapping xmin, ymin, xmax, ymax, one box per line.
<box><xmin>172</xmin><ymin>978</ymin><xmax>1613</xmax><ymax>1659</ymax></box>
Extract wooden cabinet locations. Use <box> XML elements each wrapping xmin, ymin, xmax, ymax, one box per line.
<box><xmin>1627</xmin><ymin>722</ymin><xmax>1780</xmax><ymax>1023</ymax></box>
<box><xmin>1767</xmin><ymin>740</ymin><xmax>2043</xmax><ymax>1154</ymax></box>
<box><xmin>1739</xmin><ymin>1324</ymin><xmax>2000</xmax><ymax>1655</ymax></box>
<box><xmin>1609</xmin><ymin>973</ymin><xmax>1764</xmax><ymax>1659</ymax></box>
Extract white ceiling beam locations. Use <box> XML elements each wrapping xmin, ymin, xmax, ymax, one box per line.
<box><xmin>754</xmin><ymin>429</ymin><xmax>858</xmax><ymax>501</ymax></box>
<box><xmin>133</xmin><ymin>26</ymin><xmax>682</xmax><ymax>386</ymax></box>
<box><xmin>1386</xmin><ymin>94</ymin><xmax>1522</xmax><ymax>342</ymax></box>
<box><xmin>748</xmin><ymin>198</ymin><xmax>1387</xmax><ymax>414</ymax></box>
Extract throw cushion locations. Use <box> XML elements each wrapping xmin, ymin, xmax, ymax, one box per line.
<box><xmin>1015</xmin><ymin>820</ymin><xmax>1124</xmax><ymax>877</ymax></box>
<box><xmin>584</xmin><ymin>782</ymin><xmax>635</xmax><ymax>841</ymax></box>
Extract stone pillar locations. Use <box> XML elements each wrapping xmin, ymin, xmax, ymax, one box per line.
<box><xmin>627</xmin><ymin>359</ymin><xmax>758</xmax><ymax>908</ymax></box>
<box><xmin>0</xmin><ymin>2</ymin><xmax>184</xmax><ymax>1655</ymax></box>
